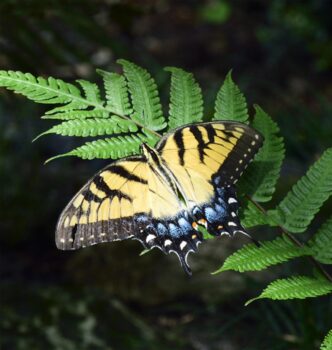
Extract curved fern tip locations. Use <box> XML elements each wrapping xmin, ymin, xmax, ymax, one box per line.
<box><xmin>225</xmin><ymin>69</ymin><xmax>233</xmax><ymax>79</ymax></box>
<box><xmin>253</xmin><ymin>104</ymin><xmax>265</xmax><ymax>114</ymax></box>
<box><xmin>96</xmin><ymin>68</ymin><xmax>107</xmax><ymax>75</ymax></box>
<box><xmin>44</xmin><ymin>153</ymin><xmax>71</xmax><ymax>164</ymax></box>
<box><xmin>244</xmin><ymin>298</ymin><xmax>258</xmax><ymax>306</ymax></box>
<box><xmin>32</xmin><ymin>131</ymin><xmax>49</xmax><ymax>142</ymax></box>
<box><xmin>164</xmin><ymin>66</ymin><xmax>180</xmax><ymax>73</ymax></box>
<box><xmin>211</xmin><ymin>266</ymin><xmax>226</xmax><ymax>275</ymax></box>
<box><xmin>117</xmin><ymin>58</ymin><xmax>131</xmax><ymax>66</ymax></box>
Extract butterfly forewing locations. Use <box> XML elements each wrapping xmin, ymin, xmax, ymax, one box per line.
<box><xmin>157</xmin><ymin>121</ymin><xmax>263</xmax><ymax>189</ymax></box>
<box><xmin>157</xmin><ymin>121</ymin><xmax>263</xmax><ymax>237</ymax></box>
<box><xmin>56</xmin><ymin>157</ymin><xmax>149</xmax><ymax>249</ymax></box>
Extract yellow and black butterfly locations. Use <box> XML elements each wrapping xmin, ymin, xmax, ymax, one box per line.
<box><xmin>56</xmin><ymin>121</ymin><xmax>263</xmax><ymax>274</ymax></box>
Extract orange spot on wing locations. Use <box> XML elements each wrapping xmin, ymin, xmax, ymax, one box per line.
<box><xmin>192</xmin><ymin>222</ymin><xmax>198</xmax><ymax>230</ymax></box>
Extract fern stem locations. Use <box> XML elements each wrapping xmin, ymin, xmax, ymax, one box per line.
<box><xmin>245</xmin><ymin>195</ymin><xmax>332</xmax><ymax>283</ymax></box>
<box><xmin>106</xmin><ymin>110</ymin><xmax>162</xmax><ymax>138</ymax></box>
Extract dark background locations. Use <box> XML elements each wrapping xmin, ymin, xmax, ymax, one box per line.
<box><xmin>1</xmin><ymin>1</ymin><xmax>332</xmax><ymax>349</ymax></box>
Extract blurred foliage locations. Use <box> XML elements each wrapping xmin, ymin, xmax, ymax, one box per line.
<box><xmin>1</xmin><ymin>283</ymin><xmax>331</xmax><ymax>350</ymax></box>
<box><xmin>200</xmin><ymin>0</ymin><xmax>232</xmax><ymax>24</ymax></box>
<box><xmin>1</xmin><ymin>0</ymin><xmax>332</xmax><ymax>349</ymax></box>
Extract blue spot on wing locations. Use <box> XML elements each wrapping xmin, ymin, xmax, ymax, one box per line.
<box><xmin>136</xmin><ymin>215</ymin><xmax>149</xmax><ymax>223</ymax></box>
<box><xmin>178</xmin><ymin>217</ymin><xmax>192</xmax><ymax>234</ymax></box>
<box><xmin>156</xmin><ymin>223</ymin><xmax>167</xmax><ymax>236</ymax></box>
<box><xmin>215</xmin><ymin>204</ymin><xmax>227</xmax><ymax>219</ymax></box>
<box><xmin>168</xmin><ymin>223</ymin><xmax>182</xmax><ymax>238</ymax></box>
<box><xmin>214</xmin><ymin>176</ymin><xmax>221</xmax><ymax>185</ymax></box>
<box><xmin>204</xmin><ymin>207</ymin><xmax>219</xmax><ymax>222</ymax></box>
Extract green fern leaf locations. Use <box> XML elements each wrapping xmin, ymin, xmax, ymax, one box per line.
<box><xmin>213</xmin><ymin>236</ymin><xmax>311</xmax><ymax>273</ymax></box>
<box><xmin>41</xmin><ymin>109</ymin><xmax>108</xmax><ymax>120</ymax></box>
<box><xmin>165</xmin><ymin>67</ymin><xmax>203</xmax><ymax>129</ymax></box>
<box><xmin>309</xmin><ymin>216</ymin><xmax>332</xmax><ymax>264</ymax></box>
<box><xmin>0</xmin><ymin>71</ymin><xmax>92</xmax><ymax>110</ymax></box>
<box><xmin>35</xmin><ymin>117</ymin><xmax>138</xmax><ymax>140</ymax></box>
<box><xmin>46</xmin><ymin>133</ymin><xmax>152</xmax><ymax>162</ymax></box>
<box><xmin>274</xmin><ymin>148</ymin><xmax>332</xmax><ymax>233</ymax></box>
<box><xmin>118</xmin><ymin>59</ymin><xmax>166</xmax><ymax>131</ymax></box>
<box><xmin>76</xmin><ymin>80</ymin><xmax>103</xmax><ymax>104</ymax></box>
<box><xmin>239</xmin><ymin>105</ymin><xmax>285</xmax><ymax>202</ymax></box>
<box><xmin>321</xmin><ymin>329</ymin><xmax>332</xmax><ymax>350</ymax></box>
<box><xmin>246</xmin><ymin>276</ymin><xmax>332</xmax><ymax>305</ymax></box>
<box><xmin>96</xmin><ymin>70</ymin><xmax>132</xmax><ymax>115</ymax></box>
<box><xmin>240</xmin><ymin>200</ymin><xmax>268</xmax><ymax>228</ymax></box>
<box><xmin>213</xmin><ymin>70</ymin><xmax>248</xmax><ymax>123</ymax></box>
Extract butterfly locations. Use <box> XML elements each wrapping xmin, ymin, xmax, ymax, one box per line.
<box><xmin>55</xmin><ymin>121</ymin><xmax>263</xmax><ymax>275</ymax></box>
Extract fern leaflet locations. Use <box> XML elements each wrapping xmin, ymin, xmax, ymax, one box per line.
<box><xmin>41</xmin><ymin>110</ymin><xmax>109</xmax><ymax>120</ymax></box>
<box><xmin>165</xmin><ymin>67</ymin><xmax>203</xmax><ymax>129</ymax></box>
<box><xmin>273</xmin><ymin>148</ymin><xmax>332</xmax><ymax>233</ymax></box>
<box><xmin>76</xmin><ymin>79</ymin><xmax>103</xmax><ymax>104</ymax></box>
<box><xmin>0</xmin><ymin>70</ymin><xmax>88</xmax><ymax>105</ymax></box>
<box><xmin>239</xmin><ymin>106</ymin><xmax>285</xmax><ymax>202</ymax></box>
<box><xmin>213</xmin><ymin>70</ymin><xmax>248</xmax><ymax>123</ymax></box>
<box><xmin>240</xmin><ymin>200</ymin><xmax>267</xmax><ymax>228</ymax></box>
<box><xmin>97</xmin><ymin>69</ymin><xmax>132</xmax><ymax>115</ymax></box>
<box><xmin>118</xmin><ymin>59</ymin><xmax>166</xmax><ymax>132</ymax></box>
<box><xmin>35</xmin><ymin>117</ymin><xmax>138</xmax><ymax>140</ymax></box>
<box><xmin>321</xmin><ymin>330</ymin><xmax>332</xmax><ymax>350</ymax></box>
<box><xmin>213</xmin><ymin>236</ymin><xmax>311</xmax><ymax>273</ymax></box>
<box><xmin>246</xmin><ymin>276</ymin><xmax>332</xmax><ymax>305</ymax></box>
<box><xmin>309</xmin><ymin>216</ymin><xmax>332</xmax><ymax>264</ymax></box>
<box><xmin>46</xmin><ymin>133</ymin><xmax>153</xmax><ymax>162</ymax></box>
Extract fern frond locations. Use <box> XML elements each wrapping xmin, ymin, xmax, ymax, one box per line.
<box><xmin>321</xmin><ymin>329</ymin><xmax>332</xmax><ymax>350</ymax></box>
<box><xmin>165</xmin><ymin>67</ymin><xmax>203</xmax><ymax>129</ymax></box>
<box><xmin>246</xmin><ymin>276</ymin><xmax>332</xmax><ymax>305</ymax></box>
<box><xmin>240</xmin><ymin>200</ymin><xmax>268</xmax><ymax>228</ymax></box>
<box><xmin>0</xmin><ymin>71</ymin><xmax>92</xmax><ymax>110</ymax></box>
<box><xmin>35</xmin><ymin>117</ymin><xmax>138</xmax><ymax>140</ymax></box>
<box><xmin>213</xmin><ymin>70</ymin><xmax>248</xmax><ymax>123</ymax></box>
<box><xmin>96</xmin><ymin>70</ymin><xmax>132</xmax><ymax>115</ymax></box>
<box><xmin>118</xmin><ymin>59</ymin><xmax>166</xmax><ymax>131</ymax></box>
<box><xmin>41</xmin><ymin>109</ymin><xmax>108</xmax><ymax>120</ymax></box>
<box><xmin>46</xmin><ymin>133</ymin><xmax>152</xmax><ymax>162</ymax></box>
<box><xmin>274</xmin><ymin>148</ymin><xmax>332</xmax><ymax>233</ymax></box>
<box><xmin>213</xmin><ymin>236</ymin><xmax>311</xmax><ymax>273</ymax></box>
<box><xmin>239</xmin><ymin>105</ymin><xmax>285</xmax><ymax>202</ymax></box>
<box><xmin>309</xmin><ymin>216</ymin><xmax>332</xmax><ymax>264</ymax></box>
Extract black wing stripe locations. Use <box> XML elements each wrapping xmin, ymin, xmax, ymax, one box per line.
<box><xmin>174</xmin><ymin>128</ymin><xmax>185</xmax><ymax>165</ymax></box>
<box><xmin>205</xmin><ymin>123</ymin><xmax>216</xmax><ymax>144</ymax></box>
<box><xmin>85</xmin><ymin>175</ymin><xmax>133</xmax><ymax>202</ymax></box>
<box><xmin>189</xmin><ymin>125</ymin><xmax>205</xmax><ymax>162</ymax></box>
<box><xmin>108</xmin><ymin>165</ymin><xmax>148</xmax><ymax>184</ymax></box>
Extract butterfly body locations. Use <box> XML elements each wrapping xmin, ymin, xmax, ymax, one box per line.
<box><xmin>56</xmin><ymin>121</ymin><xmax>263</xmax><ymax>274</ymax></box>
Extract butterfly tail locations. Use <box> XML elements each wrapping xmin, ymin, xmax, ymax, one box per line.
<box><xmin>179</xmin><ymin>254</ymin><xmax>192</xmax><ymax>276</ymax></box>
